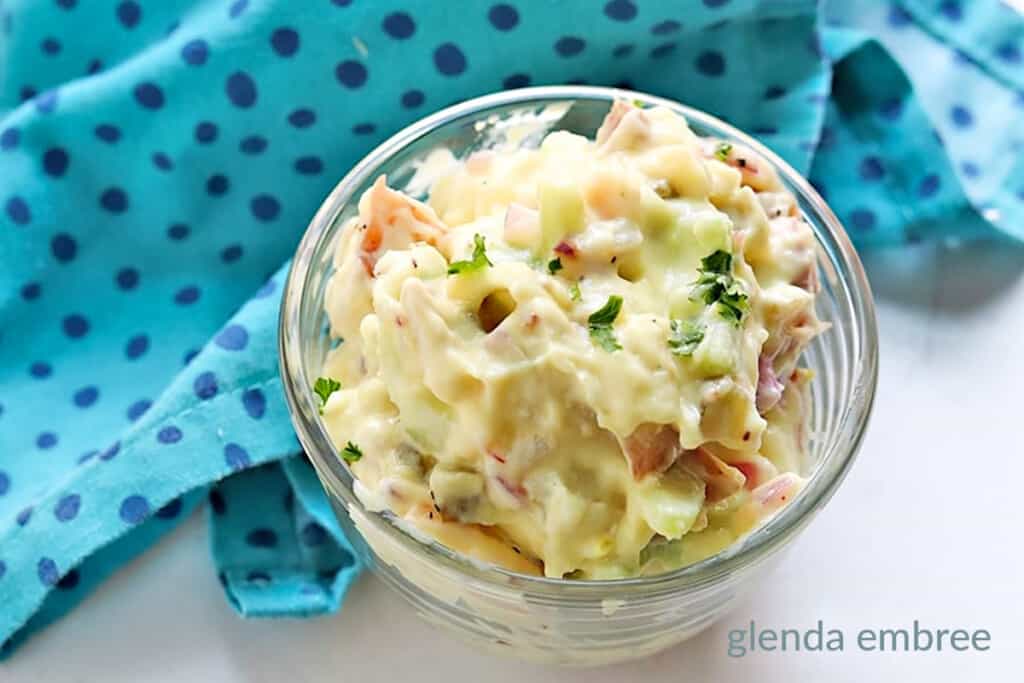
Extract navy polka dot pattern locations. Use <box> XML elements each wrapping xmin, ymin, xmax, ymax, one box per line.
<box><xmin>181</xmin><ymin>39</ymin><xmax>210</xmax><ymax>66</ymax></box>
<box><xmin>226</xmin><ymin>72</ymin><xmax>258</xmax><ymax>108</ymax></box>
<box><xmin>206</xmin><ymin>174</ymin><xmax>230</xmax><ymax>196</ymax></box>
<box><xmin>38</xmin><ymin>558</ymin><xmax>60</xmax><ymax>587</ymax></box>
<box><xmin>271</xmin><ymin>28</ymin><xmax>300</xmax><ymax>56</ymax></box>
<box><xmin>850</xmin><ymin>208</ymin><xmax>877</xmax><ymax>230</ymax></box>
<box><xmin>99</xmin><ymin>187</ymin><xmax>129</xmax><ymax>213</ymax></box>
<box><xmin>554</xmin><ymin>36</ymin><xmax>586</xmax><ymax>57</ymax></box>
<box><xmin>382</xmin><ymin>13</ymin><xmax>415</xmax><ymax>39</ymax></box>
<box><xmin>30</xmin><ymin>362</ymin><xmax>52</xmax><ymax>379</ymax></box>
<box><xmin>116</xmin><ymin>1</ymin><xmax>141</xmax><ymax>29</ymax></box>
<box><xmin>433</xmin><ymin>43</ymin><xmax>467</xmax><ymax>75</ymax></box>
<box><xmin>153</xmin><ymin>152</ymin><xmax>174</xmax><ymax>170</ymax></box>
<box><xmin>295</xmin><ymin>156</ymin><xmax>323</xmax><ymax>174</ymax></box>
<box><xmin>119</xmin><ymin>495</ymin><xmax>150</xmax><ymax>524</ymax></box>
<box><xmin>225</xmin><ymin>443</ymin><xmax>251</xmax><ymax>471</ymax></box>
<box><xmin>335</xmin><ymin>60</ymin><xmax>367</xmax><ymax>88</ymax></box>
<box><xmin>62</xmin><ymin>314</ymin><xmax>90</xmax><ymax>338</ymax></box>
<box><xmin>195</xmin><ymin>121</ymin><xmax>218</xmax><ymax>143</ymax></box>
<box><xmin>54</xmin><ymin>494</ymin><xmax>81</xmax><ymax>522</ymax></box>
<box><xmin>215</xmin><ymin>324</ymin><xmax>249</xmax><ymax>350</ymax></box>
<box><xmin>401</xmin><ymin>89</ymin><xmax>424</xmax><ymax>108</ymax></box>
<box><xmin>1</xmin><ymin>127</ymin><xmax>19</xmax><ymax>149</ymax></box>
<box><xmin>117</xmin><ymin>269</ymin><xmax>140</xmax><ymax>293</ymax></box>
<box><xmin>41</xmin><ymin>37</ymin><xmax>62</xmax><ymax>55</ymax></box>
<box><xmin>194</xmin><ymin>371</ymin><xmax>219</xmax><ymax>400</ymax></box>
<box><xmin>918</xmin><ymin>173</ymin><xmax>941</xmax><ymax>198</ymax></box>
<box><xmin>51</xmin><ymin>233</ymin><xmax>77</xmax><ymax>261</ymax></box>
<box><xmin>229</xmin><ymin>0</ymin><xmax>249</xmax><ymax>19</ymax></box>
<box><xmin>100</xmin><ymin>441</ymin><xmax>121</xmax><ymax>461</ymax></box>
<box><xmin>73</xmin><ymin>386</ymin><xmax>99</xmax><ymax>407</ymax></box>
<box><xmin>604</xmin><ymin>0</ymin><xmax>637</xmax><ymax>22</ymax></box>
<box><xmin>0</xmin><ymin>0</ymin><xmax>1020</xmax><ymax>655</ymax></box>
<box><xmin>133</xmin><ymin>83</ymin><xmax>165</xmax><ymax>109</ymax></box>
<box><xmin>950</xmin><ymin>104</ymin><xmax>973</xmax><ymax>128</ymax></box>
<box><xmin>287</xmin><ymin>108</ymin><xmax>316</xmax><ymax>128</ymax></box>
<box><xmin>6</xmin><ymin>196</ymin><xmax>31</xmax><ymax>225</ymax></box>
<box><xmin>240</xmin><ymin>135</ymin><xmax>267</xmax><ymax>154</ymax></box>
<box><xmin>250</xmin><ymin>194</ymin><xmax>281</xmax><ymax>221</ymax></box>
<box><xmin>174</xmin><ymin>285</ymin><xmax>200</xmax><ymax>304</ymax></box>
<box><xmin>301</xmin><ymin>521</ymin><xmax>328</xmax><ymax>547</ymax></box>
<box><xmin>167</xmin><ymin>223</ymin><xmax>189</xmax><ymax>240</ymax></box>
<box><xmin>95</xmin><ymin>124</ymin><xmax>121</xmax><ymax>143</ymax></box>
<box><xmin>242</xmin><ymin>388</ymin><xmax>266</xmax><ymax>418</ymax></box>
<box><xmin>696</xmin><ymin>50</ymin><xmax>726</xmax><ymax>76</ymax></box>
<box><xmin>651</xmin><ymin>20</ymin><xmax>681</xmax><ymax>36</ymax></box>
<box><xmin>488</xmin><ymin>4</ymin><xmax>519</xmax><ymax>31</ymax></box>
<box><xmin>221</xmin><ymin>244</ymin><xmax>243</xmax><ymax>262</ymax></box>
<box><xmin>126</xmin><ymin>399</ymin><xmax>151</xmax><ymax>421</ymax></box>
<box><xmin>42</xmin><ymin>148</ymin><xmax>70</xmax><ymax>177</ymax></box>
<box><xmin>246</xmin><ymin>528</ymin><xmax>278</xmax><ymax>548</ymax></box>
<box><xmin>157</xmin><ymin>426</ymin><xmax>183</xmax><ymax>444</ymax></box>
<box><xmin>503</xmin><ymin>74</ymin><xmax>530</xmax><ymax>89</ymax></box>
<box><xmin>21</xmin><ymin>282</ymin><xmax>42</xmax><ymax>300</ymax></box>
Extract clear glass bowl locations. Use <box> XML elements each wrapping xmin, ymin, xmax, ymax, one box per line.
<box><xmin>279</xmin><ymin>86</ymin><xmax>878</xmax><ymax>666</ymax></box>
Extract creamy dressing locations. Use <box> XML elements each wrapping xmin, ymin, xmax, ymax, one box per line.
<box><xmin>319</xmin><ymin>101</ymin><xmax>825</xmax><ymax>579</ymax></box>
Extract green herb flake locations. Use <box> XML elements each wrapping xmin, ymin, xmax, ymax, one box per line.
<box><xmin>701</xmin><ymin>249</ymin><xmax>732</xmax><ymax>275</ymax></box>
<box><xmin>590</xmin><ymin>326</ymin><xmax>621</xmax><ymax>352</ymax></box>
<box><xmin>548</xmin><ymin>257</ymin><xmax>563</xmax><ymax>275</ymax></box>
<box><xmin>341</xmin><ymin>441</ymin><xmax>363</xmax><ymax>464</ymax></box>
<box><xmin>313</xmin><ymin>376</ymin><xmax>341</xmax><ymax>412</ymax></box>
<box><xmin>690</xmin><ymin>250</ymin><xmax>749</xmax><ymax>327</ymax></box>
<box><xmin>447</xmin><ymin>234</ymin><xmax>492</xmax><ymax>275</ymax></box>
<box><xmin>587</xmin><ymin>295</ymin><xmax>624</xmax><ymax>351</ymax></box>
<box><xmin>569</xmin><ymin>281</ymin><xmax>582</xmax><ymax>301</ymax></box>
<box><xmin>714</xmin><ymin>142</ymin><xmax>733</xmax><ymax>162</ymax></box>
<box><xmin>668</xmin><ymin>319</ymin><xmax>705</xmax><ymax>356</ymax></box>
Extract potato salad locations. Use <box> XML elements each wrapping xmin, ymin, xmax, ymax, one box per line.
<box><xmin>317</xmin><ymin>100</ymin><xmax>826</xmax><ymax>579</ymax></box>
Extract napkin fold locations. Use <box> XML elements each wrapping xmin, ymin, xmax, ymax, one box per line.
<box><xmin>1</xmin><ymin>0</ymin><xmax>1021</xmax><ymax>657</ymax></box>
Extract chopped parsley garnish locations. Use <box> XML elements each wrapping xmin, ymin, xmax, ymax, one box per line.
<box><xmin>313</xmin><ymin>376</ymin><xmax>341</xmax><ymax>412</ymax></box>
<box><xmin>717</xmin><ymin>288</ymin><xmax>748</xmax><ymax>325</ymax></box>
<box><xmin>447</xmin><ymin>234</ymin><xmax>492</xmax><ymax>275</ymax></box>
<box><xmin>588</xmin><ymin>295</ymin><xmax>623</xmax><ymax>352</ymax></box>
<box><xmin>668</xmin><ymin>319</ymin><xmax>705</xmax><ymax>356</ymax></box>
<box><xmin>714</xmin><ymin>142</ymin><xmax>732</xmax><ymax>162</ymax></box>
<box><xmin>569</xmin><ymin>281</ymin><xmax>582</xmax><ymax>301</ymax></box>
<box><xmin>690</xmin><ymin>250</ymin><xmax>749</xmax><ymax>327</ymax></box>
<box><xmin>547</xmin><ymin>257</ymin><xmax>563</xmax><ymax>274</ymax></box>
<box><xmin>341</xmin><ymin>441</ymin><xmax>363</xmax><ymax>464</ymax></box>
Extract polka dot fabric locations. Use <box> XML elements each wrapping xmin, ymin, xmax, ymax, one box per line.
<box><xmin>822</xmin><ymin>1</ymin><xmax>1024</xmax><ymax>244</ymax></box>
<box><xmin>0</xmin><ymin>0</ymin><xmax>1020</xmax><ymax>657</ymax></box>
<box><xmin>209</xmin><ymin>460</ymin><xmax>357</xmax><ymax>616</ymax></box>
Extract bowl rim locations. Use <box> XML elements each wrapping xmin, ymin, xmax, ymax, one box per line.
<box><xmin>279</xmin><ymin>85</ymin><xmax>879</xmax><ymax>596</ymax></box>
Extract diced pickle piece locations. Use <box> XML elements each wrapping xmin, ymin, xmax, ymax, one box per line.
<box><xmin>692</xmin><ymin>320</ymin><xmax>736</xmax><ymax>377</ymax></box>
<box><xmin>634</xmin><ymin>466</ymin><xmax>705</xmax><ymax>539</ymax></box>
<box><xmin>537</xmin><ymin>179</ymin><xmax>585</xmax><ymax>255</ymax></box>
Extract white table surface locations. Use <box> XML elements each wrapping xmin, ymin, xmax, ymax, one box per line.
<box><xmin>4</xmin><ymin>239</ymin><xmax>1023</xmax><ymax>682</ymax></box>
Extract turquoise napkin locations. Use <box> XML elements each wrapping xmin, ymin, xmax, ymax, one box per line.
<box><xmin>1</xmin><ymin>0</ymin><xmax>1021</xmax><ymax>657</ymax></box>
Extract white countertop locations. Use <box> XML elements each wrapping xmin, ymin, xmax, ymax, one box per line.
<box><xmin>4</xmin><ymin>239</ymin><xmax>1023</xmax><ymax>682</ymax></box>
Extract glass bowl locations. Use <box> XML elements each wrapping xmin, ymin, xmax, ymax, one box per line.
<box><xmin>279</xmin><ymin>86</ymin><xmax>878</xmax><ymax>666</ymax></box>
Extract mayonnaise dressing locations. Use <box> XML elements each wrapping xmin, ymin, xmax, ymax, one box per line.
<box><xmin>319</xmin><ymin>101</ymin><xmax>825</xmax><ymax>579</ymax></box>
